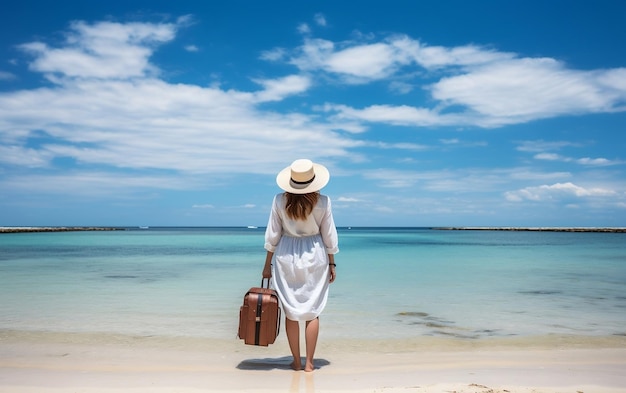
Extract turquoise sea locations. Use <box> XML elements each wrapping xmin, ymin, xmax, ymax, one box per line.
<box><xmin>1</xmin><ymin>227</ymin><xmax>625</xmax><ymax>342</ymax></box>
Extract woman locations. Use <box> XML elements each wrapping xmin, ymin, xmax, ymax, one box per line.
<box><xmin>262</xmin><ymin>159</ymin><xmax>339</xmax><ymax>372</ymax></box>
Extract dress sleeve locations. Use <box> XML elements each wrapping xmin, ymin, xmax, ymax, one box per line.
<box><xmin>320</xmin><ymin>197</ymin><xmax>339</xmax><ymax>254</ymax></box>
<box><xmin>264</xmin><ymin>194</ymin><xmax>283</xmax><ymax>252</ymax></box>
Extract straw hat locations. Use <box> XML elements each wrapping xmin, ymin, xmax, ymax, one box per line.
<box><xmin>276</xmin><ymin>159</ymin><xmax>330</xmax><ymax>194</ymax></box>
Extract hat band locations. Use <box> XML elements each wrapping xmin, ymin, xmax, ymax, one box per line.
<box><xmin>290</xmin><ymin>175</ymin><xmax>315</xmax><ymax>185</ymax></box>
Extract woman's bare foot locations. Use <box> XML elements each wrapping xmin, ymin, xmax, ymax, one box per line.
<box><xmin>290</xmin><ymin>360</ymin><xmax>302</xmax><ymax>371</ymax></box>
<box><xmin>304</xmin><ymin>361</ymin><xmax>315</xmax><ymax>372</ymax></box>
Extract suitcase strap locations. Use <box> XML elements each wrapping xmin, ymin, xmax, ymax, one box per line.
<box><xmin>254</xmin><ymin>293</ymin><xmax>263</xmax><ymax>345</ymax></box>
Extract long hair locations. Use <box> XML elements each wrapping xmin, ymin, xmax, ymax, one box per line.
<box><xmin>284</xmin><ymin>192</ymin><xmax>320</xmax><ymax>221</ymax></box>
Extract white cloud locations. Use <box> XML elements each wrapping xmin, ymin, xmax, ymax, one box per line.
<box><xmin>19</xmin><ymin>20</ymin><xmax>178</xmax><ymax>80</ymax></box>
<box><xmin>576</xmin><ymin>157</ymin><xmax>615</xmax><ymax>166</ymax></box>
<box><xmin>391</xmin><ymin>37</ymin><xmax>515</xmax><ymax>69</ymax></box>
<box><xmin>534</xmin><ymin>153</ymin><xmax>566</xmax><ymax>161</ymax></box>
<box><xmin>0</xmin><ymin>145</ymin><xmax>52</xmax><ymax>167</ymax></box>
<box><xmin>0</xmin><ymin>20</ymin><xmax>358</xmax><ymax>186</ymax></box>
<box><xmin>284</xmin><ymin>34</ymin><xmax>626</xmax><ymax>127</ymax></box>
<box><xmin>430</xmin><ymin>58</ymin><xmax>625</xmax><ymax>126</ymax></box>
<box><xmin>297</xmin><ymin>23</ymin><xmax>311</xmax><ymax>35</ymax></box>
<box><xmin>371</xmin><ymin>141</ymin><xmax>429</xmax><ymax>150</ymax></box>
<box><xmin>290</xmin><ymin>38</ymin><xmax>410</xmax><ymax>83</ymax></box>
<box><xmin>505</xmin><ymin>182</ymin><xmax>617</xmax><ymax>202</ymax></box>
<box><xmin>184</xmin><ymin>45</ymin><xmax>199</xmax><ymax>52</ymax></box>
<box><xmin>517</xmin><ymin>140</ymin><xmax>621</xmax><ymax>167</ymax></box>
<box><xmin>0</xmin><ymin>71</ymin><xmax>16</xmax><ymax>80</ymax></box>
<box><xmin>192</xmin><ymin>204</ymin><xmax>214</xmax><ymax>209</ymax></box>
<box><xmin>289</xmin><ymin>35</ymin><xmax>513</xmax><ymax>84</ymax></box>
<box><xmin>252</xmin><ymin>74</ymin><xmax>311</xmax><ymax>102</ymax></box>
<box><xmin>324</xmin><ymin>43</ymin><xmax>401</xmax><ymax>80</ymax></box>
<box><xmin>337</xmin><ymin>197</ymin><xmax>361</xmax><ymax>202</ymax></box>
<box><xmin>290</xmin><ymin>38</ymin><xmax>333</xmax><ymax>70</ymax></box>
<box><xmin>436</xmin><ymin>138</ymin><xmax>488</xmax><ymax>148</ymax></box>
<box><xmin>388</xmin><ymin>80</ymin><xmax>414</xmax><ymax>94</ymax></box>
<box><xmin>596</xmin><ymin>68</ymin><xmax>626</xmax><ymax>96</ymax></box>
<box><xmin>0</xmin><ymin>75</ymin><xmax>351</xmax><ymax>173</ymax></box>
<box><xmin>533</xmin><ymin>152</ymin><xmax>620</xmax><ymax>166</ymax></box>
<box><xmin>314</xmin><ymin>13</ymin><xmax>327</xmax><ymax>27</ymax></box>
<box><xmin>516</xmin><ymin>140</ymin><xmax>580</xmax><ymax>152</ymax></box>
<box><xmin>260</xmin><ymin>47</ymin><xmax>286</xmax><ymax>62</ymax></box>
<box><xmin>325</xmin><ymin>104</ymin><xmax>449</xmax><ymax>127</ymax></box>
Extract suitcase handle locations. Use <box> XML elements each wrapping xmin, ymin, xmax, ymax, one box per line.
<box><xmin>261</xmin><ymin>277</ymin><xmax>271</xmax><ymax>288</ymax></box>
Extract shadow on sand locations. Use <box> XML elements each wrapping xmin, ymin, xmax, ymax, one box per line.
<box><xmin>236</xmin><ymin>356</ymin><xmax>330</xmax><ymax>371</ymax></box>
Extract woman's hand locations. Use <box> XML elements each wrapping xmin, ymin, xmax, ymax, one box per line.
<box><xmin>262</xmin><ymin>251</ymin><xmax>273</xmax><ymax>279</ymax></box>
<box><xmin>328</xmin><ymin>254</ymin><xmax>336</xmax><ymax>283</ymax></box>
<box><xmin>262</xmin><ymin>264</ymin><xmax>272</xmax><ymax>279</ymax></box>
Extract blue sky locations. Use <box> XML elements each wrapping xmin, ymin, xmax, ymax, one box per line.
<box><xmin>1</xmin><ymin>0</ymin><xmax>625</xmax><ymax>227</ymax></box>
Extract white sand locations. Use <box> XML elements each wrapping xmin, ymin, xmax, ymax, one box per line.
<box><xmin>1</xmin><ymin>332</ymin><xmax>625</xmax><ymax>393</ymax></box>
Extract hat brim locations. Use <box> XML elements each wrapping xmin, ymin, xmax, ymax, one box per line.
<box><xmin>276</xmin><ymin>163</ymin><xmax>330</xmax><ymax>194</ymax></box>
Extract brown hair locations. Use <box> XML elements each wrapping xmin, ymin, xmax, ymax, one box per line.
<box><xmin>284</xmin><ymin>192</ymin><xmax>320</xmax><ymax>220</ymax></box>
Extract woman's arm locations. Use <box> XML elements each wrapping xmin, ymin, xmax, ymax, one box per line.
<box><xmin>328</xmin><ymin>253</ymin><xmax>336</xmax><ymax>283</ymax></box>
<box><xmin>262</xmin><ymin>251</ymin><xmax>274</xmax><ymax>278</ymax></box>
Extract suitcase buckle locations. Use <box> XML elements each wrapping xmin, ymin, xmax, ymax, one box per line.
<box><xmin>255</xmin><ymin>317</ymin><xmax>261</xmax><ymax>322</ymax></box>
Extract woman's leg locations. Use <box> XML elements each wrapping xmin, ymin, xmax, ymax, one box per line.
<box><xmin>285</xmin><ymin>318</ymin><xmax>301</xmax><ymax>370</ymax></box>
<box><xmin>304</xmin><ymin>317</ymin><xmax>319</xmax><ymax>372</ymax></box>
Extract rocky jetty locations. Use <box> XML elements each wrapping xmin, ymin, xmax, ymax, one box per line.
<box><xmin>436</xmin><ymin>227</ymin><xmax>626</xmax><ymax>233</ymax></box>
<box><xmin>0</xmin><ymin>227</ymin><xmax>125</xmax><ymax>233</ymax></box>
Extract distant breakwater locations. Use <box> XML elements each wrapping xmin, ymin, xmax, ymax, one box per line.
<box><xmin>0</xmin><ymin>227</ymin><xmax>125</xmax><ymax>234</ymax></box>
<box><xmin>436</xmin><ymin>227</ymin><xmax>626</xmax><ymax>233</ymax></box>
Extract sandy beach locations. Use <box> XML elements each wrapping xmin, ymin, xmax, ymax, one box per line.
<box><xmin>1</xmin><ymin>331</ymin><xmax>625</xmax><ymax>393</ymax></box>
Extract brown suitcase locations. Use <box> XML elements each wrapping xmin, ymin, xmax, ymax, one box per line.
<box><xmin>238</xmin><ymin>279</ymin><xmax>281</xmax><ymax>346</ymax></box>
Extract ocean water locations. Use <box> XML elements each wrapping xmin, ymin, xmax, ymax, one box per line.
<box><xmin>1</xmin><ymin>227</ymin><xmax>625</xmax><ymax>342</ymax></box>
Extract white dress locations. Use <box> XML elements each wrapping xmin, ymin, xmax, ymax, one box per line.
<box><xmin>264</xmin><ymin>193</ymin><xmax>339</xmax><ymax>322</ymax></box>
